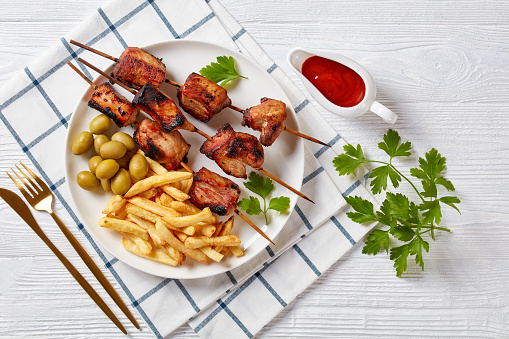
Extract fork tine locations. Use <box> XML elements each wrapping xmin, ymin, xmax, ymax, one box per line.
<box><xmin>20</xmin><ymin>161</ymin><xmax>48</xmax><ymax>191</ymax></box>
<box><xmin>7</xmin><ymin>171</ymin><xmax>32</xmax><ymax>201</ymax></box>
<box><xmin>15</xmin><ymin>164</ymin><xmax>41</xmax><ymax>195</ymax></box>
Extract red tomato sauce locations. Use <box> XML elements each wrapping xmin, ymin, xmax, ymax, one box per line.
<box><xmin>302</xmin><ymin>55</ymin><xmax>365</xmax><ymax>107</ymax></box>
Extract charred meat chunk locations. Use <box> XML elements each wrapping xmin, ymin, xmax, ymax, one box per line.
<box><xmin>88</xmin><ymin>82</ymin><xmax>139</xmax><ymax>127</ymax></box>
<box><xmin>133</xmin><ymin>83</ymin><xmax>195</xmax><ymax>133</ymax></box>
<box><xmin>200</xmin><ymin>123</ymin><xmax>264</xmax><ymax>179</ymax></box>
<box><xmin>177</xmin><ymin>73</ymin><xmax>232</xmax><ymax>122</ymax></box>
<box><xmin>134</xmin><ymin>118</ymin><xmax>190</xmax><ymax>170</ymax></box>
<box><xmin>242</xmin><ymin>97</ymin><xmax>287</xmax><ymax>146</ymax></box>
<box><xmin>112</xmin><ymin>47</ymin><xmax>166</xmax><ymax>90</ymax></box>
<box><xmin>189</xmin><ymin>167</ymin><xmax>241</xmax><ymax>216</ymax></box>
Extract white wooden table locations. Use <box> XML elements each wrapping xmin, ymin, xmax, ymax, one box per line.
<box><xmin>1</xmin><ymin>0</ymin><xmax>508</xmax><ymax>337</ymax></box>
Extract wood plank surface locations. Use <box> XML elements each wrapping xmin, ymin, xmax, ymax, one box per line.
<box><xmin>0</xmin><ymin>0</ymin><xmax>508</xmax><ymax>338</ymax></box>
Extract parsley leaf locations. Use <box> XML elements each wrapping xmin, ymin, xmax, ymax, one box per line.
<box><xmin>238</xmin><ymin>172</ymin><xmax>290</xmax><ymax>225</ymax></box>
<box><xmin>332</xmin><ymin>144</ymin><xmax>367</xmax><ymax>175</ymax></box>
<box><xmin>199</xmin><ymin>56</ymin><xmax>248</xmax><ymax>87</ymax></box>
<box><xmin>362</xmin><ymin>229</ymin><xmax>391</xmax><ymax>255</ymax></box>
<box><xmin>268</xmin><ymin>196</ymin><xmax>291</xmax><ymax>212</ymax></box>
<box><xmin>333</xmin><ymin>129</ymin><xmax>460</xmax><ymax>277</ymax></box>
<box><xmin>378</xmin><ymin>129</ymin><xmax>412</xmax><ymax>158</ymax></box>
<box><xmin>243</xmin><ymin>172</ymin><xmax>273</xmax><ymax>200</ymax></box>
<box><xmin>237</xmin><ymin>196</ymin><xmax>262</xmax><ymax>215</ymax></box>
<box><xmin>344</xmin><ymin>196</ymin><xmax>377</xmax><ymax>223</ymax></box>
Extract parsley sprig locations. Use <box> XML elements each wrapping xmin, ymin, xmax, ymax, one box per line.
<box><xmin>199</xmin><ymin>56</ymin><xmax>247</xmax><ymax>87</ymax></box>
<box><xmin>333</xmin><ymin>130</ymin><xmax>460</xmax><ymax>277</ymax></box>
<box><xmin>237</xmin><ymin>172</ymin><xmax>290</xmax><ymax>225</ymax></box>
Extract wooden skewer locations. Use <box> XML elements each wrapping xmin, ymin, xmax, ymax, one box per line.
<box><xmin>70</xmin><ymin>40</ymin><xmax>119</xmax><ymax>62</ymax></box>
<box><xmin>70</xmin><ymin>40</ymin><xmax>330</xmax><ymax>148</ymax></box>
<box><xmin>227</xmin><ymin>104</ymin><xmax>330</xmax><ymax>147</ymax></box>
<box><xmin>179</xmin><ymin>163</ymin><xmax>275</xmax><ymax>245</ymax></box>
<box><xmin>77</xmin><ymin>57</ymin><xmax>314</xmax><ymax>204</ymax></box>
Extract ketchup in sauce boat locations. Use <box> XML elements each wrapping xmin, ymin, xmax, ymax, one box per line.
<box><xmin>301</xmin><ymin>55</ymin><xmax>366</xmax><ymax>108</ymax></box>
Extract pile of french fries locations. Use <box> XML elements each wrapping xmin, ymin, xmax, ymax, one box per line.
<box><xmin>99</xmin><ymin>151</ymin><xmax>244</xmax><ymax>266</ymax></box>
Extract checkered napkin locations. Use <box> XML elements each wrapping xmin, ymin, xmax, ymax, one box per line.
<box><xmin>0</xmin><ymin>0</ymin><xmax>379</xmax><ymax>338</ymax></box>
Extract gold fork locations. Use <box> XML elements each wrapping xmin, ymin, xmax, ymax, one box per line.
<box><xmin>8</xmin><ymin>162</ymin><xmax>140</xmax><ymax>331</ymax></box>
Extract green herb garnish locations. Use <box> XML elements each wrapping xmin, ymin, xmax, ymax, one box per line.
<box><xmin>199</xmin><ymin>56</ymin><xmax>247</xmax><ymax>87</ymax></box>
<box><xmin>333</xmin><ymin>129</ymin><xmax>460</xmax><ymax>277</ymax></box>
<box><xmin>237</xmin><ymin>172</ymin><xmax>290</xmax><ymax>225</ymax></box>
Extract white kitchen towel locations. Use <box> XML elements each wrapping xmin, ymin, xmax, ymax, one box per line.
<box><xmin>0</xmin><ymin>0</ymin><xmax>378</xmax><ymax>338</ymax></box>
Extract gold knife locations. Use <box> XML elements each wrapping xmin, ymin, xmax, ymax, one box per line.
<box><xmin>0</xmin><ymin>188</ymin><xmax>127</xmax><ymax>335</ymax></box>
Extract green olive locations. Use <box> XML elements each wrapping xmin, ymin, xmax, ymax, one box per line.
<box><xmin>95</xmin><ymin>159</ymin><xmax>120</xmax><ymax>180</ymax></box>
<box><xmin>117</xmin><ymin>153</ymin><xmax>132</xmax><ymax>169</ymax></box>
<box><xmin>111</xmin><ymin>132</ymin><xmax>136</xmax><ymax>151</ymax></box>
<box><xmin>72</xmin><ymin>131</ymin><xmax>94</xmax><ymax>155</ymax></box>
<box><xmin>88</xmin><ymin>155</ymin><xmax>104</xmax><ymax>174</ymax></box>
<box><xmin>89</xmin><ymin>114</ymin><xmax>111</xmax><ymax>134</ymax></box>
<box><xmin>100</xmin><ymin>140</ymin><xmax>126</xmax><ymax>160</ymax></box>
<box><xmin>111</xmin><ymin>168</ymin><xmax>131</xmax><ymax>195</ymax></box>
<box><xmin>76</xmin><ymin>171</ymin><xmax>100</xmax><ymax>191</ymax></box>
<box><xmin>94</xmin><ymin>134</ymin><xmax>109</xmax><ymax>154</ymax></box>
<box><xmin>100</xmin><ymin>179</ymin><xmax>112</xmax><ymax>193</ymax></box>
<box><xmin>129</xmin><ymin>154</ymin><xmax>149</xmax><ymax>180</ymax></box>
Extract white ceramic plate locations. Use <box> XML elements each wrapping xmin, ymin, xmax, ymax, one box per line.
<box><xmin>65</xmin><ymin>40</ymin><xmax>304</xmax><ymax>279</ymax></box>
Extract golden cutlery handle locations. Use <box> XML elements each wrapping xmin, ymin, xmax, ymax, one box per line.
<box><xmin>49</xmin><ymin>211</ymin><xmax>140</xmax><ymax>330</ymax></box>
<box><xmin>32</xmin><ymin>222</ymin><xmax>127</xmax><ymax>335</ymax></box>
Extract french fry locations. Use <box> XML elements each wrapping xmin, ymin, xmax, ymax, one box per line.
<box><xmin>128</xmin><ymin>214</ymin><xmax>166</xmax><ymax>247</ymax></box>
<box><xmin>124</xmin><ymin>171</ymin><xmax>192</xmax><ymax>198</ymax></box>
<box><xmin>173</xmin><ymin>230</ymin><xmax>188</xmax><ymax>243</ymax></box>
<box><xmin>159</xmin><ymin>244</ymin><xmax>186</xmax><ymax>265</ymax></box>
<box><xmin>122</xmin><ymin>238</ymin><xmax>178</xmax><ymax>266</ymax></box>
<box><xmin>200</xmin><ymin>246</ymin><xmax>224</xmax><ymax>262</ymax></box>
<box><xmin>136</xmin><ymin>187</ymin><xmax>159</xmax><ymax>200</ymax></box>
<box><xmin>121</xmin><ymin>232</ymin><xmax>152</xmax><ymax>255</ymax></box>
<box><xmin>128</xmin><ymin>196</ymin><xmax>180</xmax><ymax>218</ymax></box>
<box><xmin>137</xmin><ymin>149</ymin><xmax>167</xmax><ymax>175</ymax></box>
<box><xmin>162</xmin><ymin>207</ymin><xmax>212</xmax><ymax>228</ymax></box>
<box><xmin>180</xmin><ymin>177</ymin><xmax>193</xmax><ymax>194</ymax></box>
<box><xmin>159</xmin><ymin>184</ymin><xmax>189</xmax><ymax>201</ymax></box>
<box><xmin>155</xmin><ymin>219</ymin><xmax>207</xmax><ymax>263</ymax></box>
<box><xmin>195</xmin><ymin>223</ymin><xmax>216</xmax><ymax>237</ymax></box>
<box><xmin>214</xmin><ymin>216</ymin><xmax>234</xmax><ymax>253</ymax></box>
<box><xmin>126</xmin><ymin>203</ymin><xmax>159</xmax><ymax>223</ymax></box>
<box><xmin>158</xmin><ymin>193</ymin><xmax>175</xmax><ymax>207</ymax></box>
<box><xmin>157</xmin><ymin>217</ymin><xmax>195</xmax><ymax>236</ymax></box>
<box><xmin>102</xmin><ymin>194</ymin><xmax>127</xmax><ymax>215</ymax></box>
<box><xmin>184</xmin><ymin>235</ymin><xmax>241</xmax><ymax>249</ymax></box>
<box><xmin>230</xmin><ymin>246</ymin><xmax>244</xmax><ymax>258</ymax></box>
<box><xmin>99</xmin><ymin>217</ymin><xmax>149</xmax><ymax>240</ymax></box>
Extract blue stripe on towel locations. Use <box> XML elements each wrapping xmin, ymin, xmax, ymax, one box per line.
<box><xmin>175</xmin><ymin>279</ymin><xmax>200</xmax><ymax>313</ymax></box>
<box><xmin>294</xmin><ymin>99</ymin><xmax>309</xmax><ymax>113</ymax></box>
<box><xmin>24</xmin><ymin>68</ymin><xmax>67</xmax><ymax>129</ymax></box>
<box><xmin>179</xmin><ymin>12</ymin><xmax>215</xmax><ymax>39</ymax></box>
<box><xmin>255</xmin><ymin>272</ymin><xmax>287</xmax><ymax>307</ymax></box>
<box><xmin>295</xmin><ymin>204</ymin><xmax>312</xmax><ymax>230</ymax></box>
<box><xmin>302</xmin><ymin>166</ymin><xmax>324</xmax><ymax>185</ymax></box>
<box><xmin>98</xmin><ymin>8</ymin><xmax>128</xmax><ymax>49</ymax></box>
<box><xmin>293</xmin><ymin>244</ymin><xmax>321</xmax><ymax>277</ymax></box>
<box><xmin>330</xmin><ymin>216</ymin><xmax>356</xmax><ymax>245</ymax></box>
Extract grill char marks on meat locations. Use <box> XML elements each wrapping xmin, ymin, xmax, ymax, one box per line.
<box><xmin>112</xmin><ymin>47</ymin><xmax>166</xmax><ymax>90</ymax></box>
<box><xmin>134</xmin><ymin>118</ymin><xmax>190</xmax><ymax>170</ymax></box>
<box><xmin>200</xmin><ymin>123</ymin><xmax>264</xmax><ymax>179</ymax></box>
<box><xmin>189</xmin><ymin>167</ymin><xmax>241</xmax><ymax>216</ymax></box>
<box><xmin>88</xmin><ymin>82</ymin><xmax>139</xmax><ymax>127</ymax></box>
<box><xmin>133</xmin><ymin>83</ymin><xmax>195</xmax><ymax>133</ymax></box>
<box><xmin>177</xmin><ymin>73</ymin><xmax>232</xmax><ymax>122</ymax></box>
<box><xmin>241</xmin><ymin>97</ymin><xmax>287</xmax><ymax>146</ymax></box>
